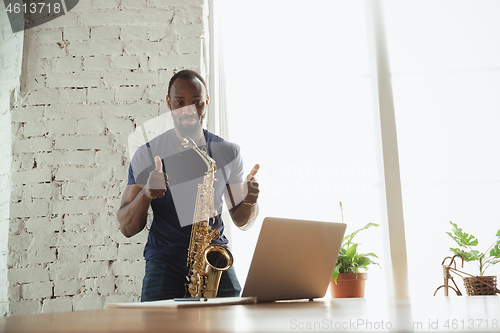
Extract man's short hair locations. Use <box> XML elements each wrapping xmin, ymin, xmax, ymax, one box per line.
<box><xmin>167</xmin><ymin>69</ymin><xmax>207</xmax><ymax>97</ymax></box>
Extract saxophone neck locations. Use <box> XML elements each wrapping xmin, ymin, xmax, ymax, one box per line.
<box><xmin>182</xmin><ymin>137</ymin><xmax>217</xmax><ymax>173</ymax></box>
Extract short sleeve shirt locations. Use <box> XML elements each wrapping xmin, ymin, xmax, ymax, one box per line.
<box><xmin>127</xmin><ymin>129</ymin><xmax>244</xmax><ymax>260</ymax></box>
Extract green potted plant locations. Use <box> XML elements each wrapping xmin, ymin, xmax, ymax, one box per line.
<box><xmin>330</xmin><ymin>203</ymin><xmax>380</xmax><ymax>298</ymax></box>
<box><xmin>446</xmin><ymin>221</ymin><xmax>500</xmax><ymax>295</ymax></box>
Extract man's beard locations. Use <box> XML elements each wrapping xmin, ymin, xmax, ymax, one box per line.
<box><xmin>174</xmin><ymin>113</ymin><xmax>204</xmax><ymax>138</ymax></box>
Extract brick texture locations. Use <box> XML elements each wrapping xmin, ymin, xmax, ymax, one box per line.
<box><xmin>1</xmin><ymin>1</ymin><xmax>24</xmax><ymax>316</ymax></box>
<box><xmin>4</xmin><ymin>0</ymin><xmax>209</xmax><ymax>316</ymax></box>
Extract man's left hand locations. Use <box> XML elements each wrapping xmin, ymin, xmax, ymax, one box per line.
<box><xmin>244</xmin><ymin>164</ymin><xmax>260</xmax><ymax>204</ymax></box>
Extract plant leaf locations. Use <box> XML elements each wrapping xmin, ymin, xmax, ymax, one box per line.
<box><xmin>356</xmin><ymin>256</ymin><xmax>379</xmax><ymax>270</ymax></box>
<box><xmin>336</xmin><ymin>254</ymin><xmax>347</xmax><ymax>274</ymax></box>
<box><xmin>448</xmin><ymin>221</ymin><xmax>478</xmax><ymax>247</ymax></box>
<box><xmin>486</xmin><ymin>258</ymin><xmax>500</xmax><ymax>266</ymax></box>
<box><xmin>360</xmin><ymin>252</ymin><xmax>379</xmax><ymax>258</ymax></box>
<box><xmin>337</xmin><ymin>222</ymin><xmax>380</xmax><ymax>274</ymax></box>
<box><xmin>343</xmin><ymin>223</ymin><xmax>379</xmax><ymax>247</ymax></box>
<box><xmin>345</xmin><ymin>244</ymin><xmax>358</xmax><ymax>262</ymax></box>
<box><xmin>332</xmin><ymin>265</ymin><xmax>339</xmax><ymax>283</ymax></box>
<box><xmin>450</xmin><ymin>247</ymin><xmax>476</xmax><ymax>262</ymax></box>
<box><xmin>347</xmin><ymin>266</ymin><xmax>358</xmax><ymax>274</ymax></box>
<box><xmin>355</xmin><ymin>256</ymin><xmax>370</xmax><ymax>268</ymax></box>
<box><xmin>490</xmin><ymin>241</ymin><xmax>500</xmax><ymax>257</ymax></box>
<box><xmin>470</xmin><ymin>250</ymin><xmax>483</xmax><ymax>260</ymax></box>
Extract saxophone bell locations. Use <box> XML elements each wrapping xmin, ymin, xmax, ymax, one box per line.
<box><xmin>202</xmin><ymin>244</ymin><xmax>234</xmax><ymax>298</ymax></box>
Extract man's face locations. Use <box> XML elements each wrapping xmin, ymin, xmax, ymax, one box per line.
<box><xmin>167</xmin><ymin>77</ymin><xmax>209</xmax><ymax>138</ymax></box>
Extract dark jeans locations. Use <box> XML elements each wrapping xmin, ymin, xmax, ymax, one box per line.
<box><xmin>141</xmin><ymin>253</ymin><xmax>242</xmax><ymax>302</ymax></box>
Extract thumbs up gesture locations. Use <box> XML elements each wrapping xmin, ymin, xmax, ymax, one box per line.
<box><xmin>144</xmin><ymin>156</ymin><xmax>169</xmax><ymax>200</ymax></box>
<box><xmin>243</xmin><ymin>164</ymin><xmax>260</xmax><ymax>205</ymax></box>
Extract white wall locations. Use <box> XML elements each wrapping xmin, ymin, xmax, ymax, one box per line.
<box><xmin>0</xmin><ymin>4</ymin><xmax>24</xmax><ymax>317</ymax></box>
<box><xmin>3</xmin><ymin>0</ymin><xmax>209</xmax><ymax>315</ymax></box>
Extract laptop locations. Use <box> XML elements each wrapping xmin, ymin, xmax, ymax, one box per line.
<box><xmin>241</xmin><ymin>217</ymin><xmax>346</xmax><ymax>302</ymax></box>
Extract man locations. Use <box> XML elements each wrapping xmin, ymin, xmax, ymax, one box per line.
<box><xmin>117</xmin><ymin>70</ymin><xmax>260</xmax><ymax>301</ymax></box>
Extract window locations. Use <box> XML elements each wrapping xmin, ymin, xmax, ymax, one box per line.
<box><xmin>216</xmin><ymin>0</ymin><xmax>388</xmax><ymax>298</ymax></box>
<box><xmin>384</xmin><ymin>0</ymin><xmax>500</xmax><ymax>298</ymax></box>
<box><xmin>215</xmin><ymin>0</ymin><xmax>500</xmax><ymax>298</ymax></box>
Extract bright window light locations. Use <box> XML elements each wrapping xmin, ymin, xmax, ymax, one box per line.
<box><xmin>216</xmin><ymin>0</ymin><xmax>500</xmax><ymax>299</ymax></box>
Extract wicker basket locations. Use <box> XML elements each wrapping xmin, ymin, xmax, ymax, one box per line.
<box><xmin>463</xmin><ymin>276</ymin><xmax>498</xmax><ymax>296</ymax></box>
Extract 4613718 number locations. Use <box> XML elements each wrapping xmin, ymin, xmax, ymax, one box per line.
<box><xmin>5</xmin><ymin>2</ymin><xmax>62</xmax><ymax>14</ymax></box>
<box><xmin>444</xmin><ymin>319</ymin><xmax>498</xmax><ymax>330</ymax></box>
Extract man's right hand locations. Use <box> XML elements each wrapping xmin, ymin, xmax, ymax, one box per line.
<box><xmin>144</xmin><ymin>156</ymin><xmax>169</xmax><ymax>200</ymax></box>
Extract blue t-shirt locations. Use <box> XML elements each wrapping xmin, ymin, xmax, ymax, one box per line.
<box><xmin>127</xmin><ymin>129</ymin><xmax>244</xmax><ymax>260</ymax></box>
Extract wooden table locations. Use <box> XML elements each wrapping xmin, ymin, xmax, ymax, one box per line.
<box><xmin>1</xmin><ymin>297</ymin><xmax>500</xmax><ymax>332</ymax></box>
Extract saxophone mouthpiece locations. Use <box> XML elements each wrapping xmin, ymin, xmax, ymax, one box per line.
<box><xmin>182</xmin><ymin>137</ymin><xmax>195</xmax><ymax>149</ymax></box>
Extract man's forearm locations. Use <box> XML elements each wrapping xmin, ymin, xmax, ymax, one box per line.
<box><xmin>230</xmin><ymin>201</ymin><xmax>259</xmax><ymax>231</ymax></box>
<box><xmin>117</xmin><ymin>188</ymin><xmax>151</xmax><ymax>237</ymax></box>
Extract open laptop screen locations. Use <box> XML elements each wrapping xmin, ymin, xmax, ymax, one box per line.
<box><xmin>241</xmin><ymin>217</ymin><xmax>346</xmax><ymax>302</ymax></box>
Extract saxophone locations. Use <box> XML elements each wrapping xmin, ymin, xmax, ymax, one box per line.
<box><xmin>183</xmin><ymin>137</ymin><xmax>234</xmax><ymax>298</ymax></box>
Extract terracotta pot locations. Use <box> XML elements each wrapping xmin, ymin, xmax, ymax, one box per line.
<box><xmin>330</xmin><ymin>272</ymin><xmax>367</xmax><ymax>298</ymax></box>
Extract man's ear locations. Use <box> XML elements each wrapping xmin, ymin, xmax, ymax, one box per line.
<box><xmin>167</xmin><ymin>95</ymin><xmax>172</xmax><ymax>110</ymax></box>
<box><xmin>206</xmin><ymin>95</ymin><xmax>210</xmax><ymax>105</ymax></box>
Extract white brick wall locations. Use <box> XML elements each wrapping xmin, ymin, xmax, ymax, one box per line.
<box><xmin>1</xmin><ymin>2</ymin><xmax>24</xmax><ymax>316</ymax></box>
<box><xmin>4</xmin><ymin>0</ymin><xmax>209</xmax><ymax>316</ymax></box>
